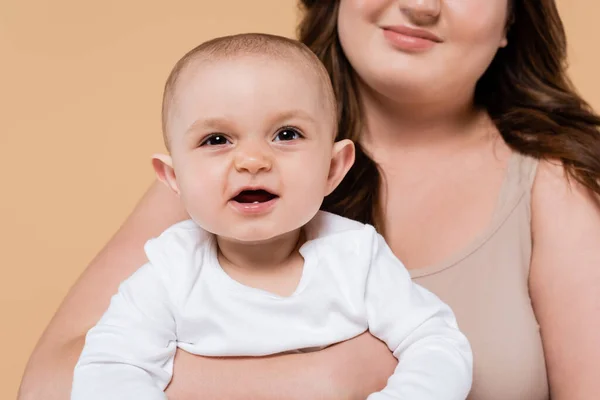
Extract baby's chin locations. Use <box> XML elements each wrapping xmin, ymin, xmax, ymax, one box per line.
<box><xmin>192</xmin><ymin>208</ymin><xmax>319</xmax><ymax>245</ymax></box>
<box><xmin>215</xmin><ymin>226</ymin><xmax>303</xmax><ymax>246</ymax></box>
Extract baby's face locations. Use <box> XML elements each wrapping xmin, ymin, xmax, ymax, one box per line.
<box><xmin>166</xmin><ymin>56</ymin><xmax>339</xmax><ymax>243</ymax></box>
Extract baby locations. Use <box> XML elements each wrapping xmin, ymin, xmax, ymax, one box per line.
<box><xmin>72</xmin><ymin>33</ymin><xmax>472</xmax><ymax>400</ymax></box>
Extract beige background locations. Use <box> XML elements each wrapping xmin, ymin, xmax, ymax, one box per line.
<box><xmin>1</xmin><ymin>1</ymin><xmax>597</xmax><ymax>398</ymax></box>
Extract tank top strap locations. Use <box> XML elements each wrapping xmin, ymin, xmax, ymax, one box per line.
<box><xmin>410</xmin><ymin>151</ymin><xmax>539</xmax><ymax>279</ymax></box>
<box><xmin>492</xmin><ymin>151</ymin><xmax>539</xmax><ymax>225</ymax></box>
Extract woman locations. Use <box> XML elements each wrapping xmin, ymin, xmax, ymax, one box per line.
<box><xmin>19</xmin><ymin>1</ymin><xmax>600</xmax><ymax>399</ymax></box>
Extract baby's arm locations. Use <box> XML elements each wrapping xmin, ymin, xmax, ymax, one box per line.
<box><xmin>364</xmin><ymin>231</ymin><xmax>473</xmax><ymax>400</ymax></box>
<box><xmin>71</xmin><ymin>262</ymin><xmax>177</xmax><ymax>400</ymax></box>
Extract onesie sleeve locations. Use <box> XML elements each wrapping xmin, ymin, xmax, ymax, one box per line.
<box><xmin>71</xmin><ymin>221</ymin><xmax>204</xmax><ymax>400</ymax></box>
<box><xmin>71</xmin><ymin>261</ymin><xmax>177</xmax><ymax>400</ymax></box>
<box><xmin>364</xmin><ymin>227</ymin><xmax>473</xmax><ymax>400</ymax></box>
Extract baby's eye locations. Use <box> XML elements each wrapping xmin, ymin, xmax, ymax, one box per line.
<box><xmin>274</xmin><ymin>127</ymin><xmax>303</xmax><ymax>142</ymax></box>
<box><xmin>201</xmin><ymin>134</ymin><xmax>230</xmax><ymax>146</ymax></box>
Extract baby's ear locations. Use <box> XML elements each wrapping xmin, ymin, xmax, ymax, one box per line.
<box><xmin>326</xmin><ymin>139</ymin><xmax>355</xmax><ymax>195</ymax></box>
<box><xmin>151</xmin><ymin>154</ymin><xmax>180</xmax><ymax>196</ymax></box>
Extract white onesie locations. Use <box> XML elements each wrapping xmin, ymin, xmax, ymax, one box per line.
<box><xmin>72</xmin><ymin>211</ymin><xmax>472</xmax><ymax>400</ymax></box>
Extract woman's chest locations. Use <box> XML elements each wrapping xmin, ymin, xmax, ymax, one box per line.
<box><xmin>404</xmin><ymin>168</ymin><xmax>549</xmax><ymax>399</ymax></box>
<box><xmin>381</xmin><ymin>153</ymin><xmax>508</xmax><ymax>270</ymax></box>
<box><xmin>412</xmin><ymin>241</ymin><xmax>549</xmax><ymax>399</ymax></box>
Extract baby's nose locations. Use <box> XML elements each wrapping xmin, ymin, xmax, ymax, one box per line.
<box><xmin>233</xmin><ymin>144</ymin><xmax>273</xmax><ymax>174</ymax></box>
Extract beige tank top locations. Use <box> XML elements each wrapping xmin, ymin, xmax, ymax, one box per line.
<box><xmin>409</xmin><ymin>152</ymin><xmax>549</xmax><ymax>400</ymax></box>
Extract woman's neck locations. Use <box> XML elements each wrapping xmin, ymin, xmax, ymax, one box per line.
<box><xmin>359</xmin><ymin>82</ymin><xmax>489</xmax><ymax>158</ymax></box>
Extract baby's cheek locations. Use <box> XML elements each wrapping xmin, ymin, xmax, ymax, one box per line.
<box><xmin>289</xmin><ymin>173</ymin><xmax>326</xmax><ymax>213</ymax></box>
<box><xmin>178</xmin><ymin>174</ymin><xmax>220</xmax><ymax>217</ymax></box>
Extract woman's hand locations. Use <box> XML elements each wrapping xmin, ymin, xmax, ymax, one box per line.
<box><xmin>166</xmin><ymin>332</ymin><xmax>397</xmax><ymax>400</ymax></box>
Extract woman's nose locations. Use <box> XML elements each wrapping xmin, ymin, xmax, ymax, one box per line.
<box><xmin>233</xmin><ymin>144</ymin><xmax>273</xmax><ymax>174</ymax></box>
<box><xmin>399</xmin><ymin>0</ymin><xmax>441</xmax><ymax>26</ymax></box>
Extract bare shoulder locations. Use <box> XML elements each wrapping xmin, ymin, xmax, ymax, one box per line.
<box><xmin>529</xmin><ymin>158</ymin><xmax>600</xmax><ymax>291</ymax></box>
<box><xmin>529</xmin><ymin>159</ymin><xmax>600</xmax><ymax>398</ymax></box>
<box><xmin>531</xmin><ymin>159</ymin><xmax>600</xmax><ymax>231</ymax></box>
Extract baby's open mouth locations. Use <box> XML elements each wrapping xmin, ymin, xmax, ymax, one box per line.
<box><xmin>232</xmin><ymin>189</ymin><xmax>278</xmax><ymax>204</ymax></box>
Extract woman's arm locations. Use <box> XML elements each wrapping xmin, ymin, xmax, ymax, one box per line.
<box><xmin>529</xmin><ymin>161</ymin><xmax>600</xmax><ymax>400</ymax></box>
<box><xmin>18</xmin><ymin>180</ymin><xmax>398</xmax><ymax>400</ymax></box>
<box><xmin>165</xmin><ymin>332</ymin><xmax>397</xmax><ymax>400</ymax></box>
<box><xmin>18</xmin><ymin>180</ymin><xmax>189</xmax><ymax>400</ymax></box>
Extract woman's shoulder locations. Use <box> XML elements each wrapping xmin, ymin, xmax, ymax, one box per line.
<box><xmin>529</xmin><ymin>158</ymin><xmax>600</xmax><ymax>268</ymax></box>
<box><xmin>531</xmin><ymin>160</ymin><xmax>600</xmax><ymax>219</ymax></box>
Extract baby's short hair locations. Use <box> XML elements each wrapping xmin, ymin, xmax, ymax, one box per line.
<box><xmin>161</xmin><ymin>33</ymin><xmax>337</xmax><ymax>151</ymax></box>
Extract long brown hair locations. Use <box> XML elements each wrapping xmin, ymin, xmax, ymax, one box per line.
<box><xmin>298</xmin><ymin>0</ymin><xmax>600</xmax><ymax>229</ymax></box>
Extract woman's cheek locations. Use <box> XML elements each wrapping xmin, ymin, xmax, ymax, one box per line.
<box><xmin>446</xmin><ymin>0</ymin><xmax>508</xmax><ymax>44</ymax></box>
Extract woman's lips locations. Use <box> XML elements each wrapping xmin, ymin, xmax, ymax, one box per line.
<box><xmin>382</xmin><ymin>25</ymin><xmax>442</xmax><ymax>52</ymax></box>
